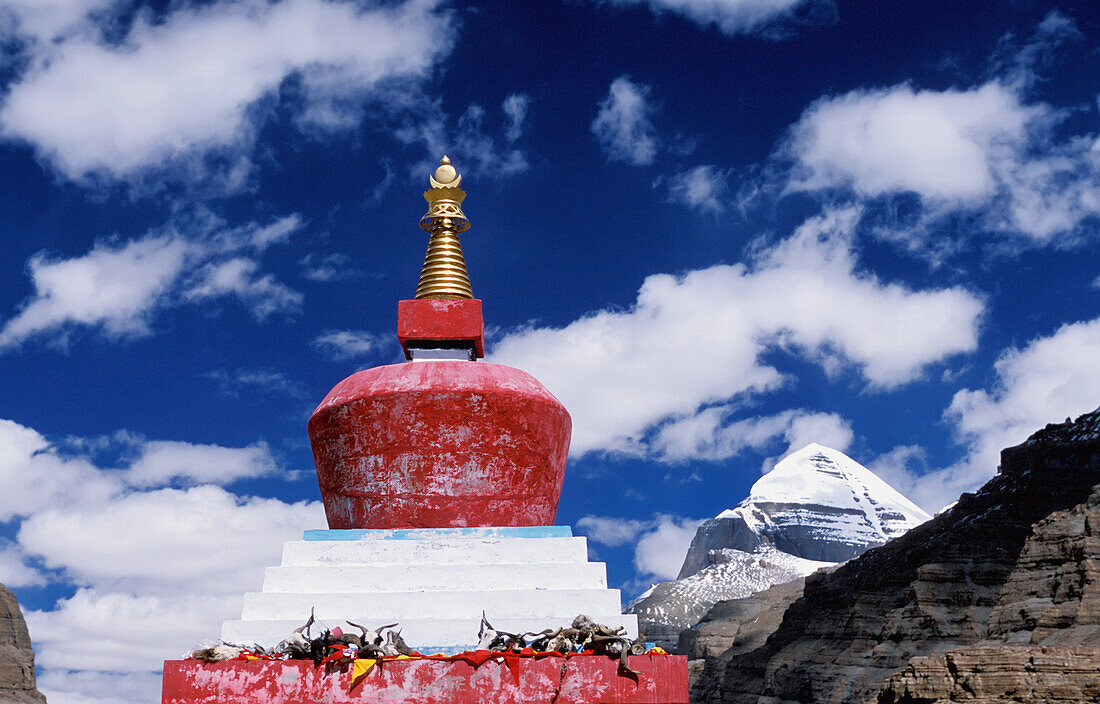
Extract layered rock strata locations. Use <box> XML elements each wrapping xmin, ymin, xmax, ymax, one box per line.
<box><xmin>0</xmin><ymin>583</ymin><xmax>45</xmax><ymax>703</ymax></box>
<box><xmin>692</xmin><ymin>408</ymin><xmax>1100</xmax><ymax>704</ymax></box>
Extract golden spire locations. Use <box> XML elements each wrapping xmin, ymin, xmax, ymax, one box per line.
<box><xmin>415</xmin><ymin>156</ymin><xmax>473</xmax><ymax>299</ymax></box>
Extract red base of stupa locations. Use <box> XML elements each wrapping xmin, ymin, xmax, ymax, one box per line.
<box><xmin>162</xmin><ymin>655</ymin><xmax>687</xmax><ymax>704</ymax></box>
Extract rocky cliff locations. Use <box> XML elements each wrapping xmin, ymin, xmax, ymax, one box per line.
<box><xmin>691</xmin><ymin>408</ymin><xmax>1100</xmax><ymax>704</ymax></box>
<box><xmin>0</xmin><ymin>583</ymin><xmax>45</xmax><ymax>703</ymax></box>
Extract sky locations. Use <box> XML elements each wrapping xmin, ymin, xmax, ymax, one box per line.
<box><xmin>0</xmin><ymin>0</ymin><xmax>1097</xmax><ymax>702</ymax></box>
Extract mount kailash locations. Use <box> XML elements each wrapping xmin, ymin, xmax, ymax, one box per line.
<box><xmin>629</xmin><ymin>443</ymin><xmax>931</xmax><ymax>648</ymax></box>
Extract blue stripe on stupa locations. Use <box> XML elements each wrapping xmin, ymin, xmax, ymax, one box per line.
<box><xmin>303</xmin><ymin>526</ymin><xmax>573</xmax><ymax>541</ymax></box>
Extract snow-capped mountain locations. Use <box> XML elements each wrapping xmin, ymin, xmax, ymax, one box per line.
<box><xmin>678</xmin><ymin>443</ymin><xmax>931</xmax><ymax>577</ymax></box>
<box><xmin>629</xmin><ymin>443</ymin><xmax>931</xmax><ymax>648</ymax></box>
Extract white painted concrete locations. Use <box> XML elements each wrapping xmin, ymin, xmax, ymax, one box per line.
<box><xmin>263</xmin><ymin>562</ymin><xmax>607</xmax><ymax>593</ymax></box>
<box><xmin>221</xmin><ymin>614</ymin><xmax>640</xmax><ymax>650</ymax></box>
<box><xmin>280</xmin><ymin>537</ymin><xmax>589</xmax><ymax>567</ymax></box>
<box><xmin>223</xmin><ymin>529</ymin><xmax>637</xmax><ymax>653</ymax></box>
<box><xmin>241</xmin><ymin>588</ymin><xmax>625</xmax><ymax>621</ymax></box>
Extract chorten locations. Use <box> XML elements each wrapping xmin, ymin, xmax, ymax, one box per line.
<box><xmin>161</xmin><ymin>159</ymin><xmax>686</xmax><ymax>704</ymax></box>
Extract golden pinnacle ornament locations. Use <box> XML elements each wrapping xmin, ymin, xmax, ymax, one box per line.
<box><xmin>416</xmin><ymin>156</ymin><xmax>473</xmax><ymax>299</ymax></box>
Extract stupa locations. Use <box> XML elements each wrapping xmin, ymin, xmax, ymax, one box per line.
<box><xmin>161</xmin><ymin>158</ymin><xmax>687</xmax><ymax>704</ymax></box>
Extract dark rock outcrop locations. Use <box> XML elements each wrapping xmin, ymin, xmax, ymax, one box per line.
<box><xmin>691</xmin><ymin>408</ymin><xmax>1100</xmax><ymax>704</ymax></box>
<box><xmin>677</xmin><ymin>578</ymin><xmax>806</xmax><ymax>660</ymax></box>
<box><xmin>876</xmin><ymin>646</ymin><xmax>1100</xmax><ymax>703</ymax></box>
<box><xmin>0</xmin><ymin>583</ymin><xmax>45</xmax><ymax>703</ymax></box>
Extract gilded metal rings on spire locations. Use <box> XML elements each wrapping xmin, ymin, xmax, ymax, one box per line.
<box><xmin>415</xmin><ymin>156</ymin><xmax>474</xmax><ymax>299</ymax></box>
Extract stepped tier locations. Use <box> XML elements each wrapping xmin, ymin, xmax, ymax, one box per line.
<box><xmin>222</xmin><ymin>527</ymin><xmax>638</xmax><ymax>653</ymax></box>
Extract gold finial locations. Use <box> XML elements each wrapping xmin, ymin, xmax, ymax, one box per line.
<box><xmin>416</xmin><ymin>156</ymin><xmax>473</xmax><ymax>299</ymax></box>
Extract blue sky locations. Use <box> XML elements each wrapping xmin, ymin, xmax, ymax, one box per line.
<box><xmin>0</xmin><ymin>1</ymin><xmax>1098</xmax><ymax>701</ymax></box>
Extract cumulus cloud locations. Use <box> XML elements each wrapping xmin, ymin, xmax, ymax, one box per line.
<box><xmin>633</xmin><ymin>515</ymin><xmax>703</xmax><ymax>580</ymax></box>
<box><xmin>593</xmin><ymin>0</ymin><xmax>826</xmax><ymax>36</ymax></box>
<box><xmin>782</xmin><ymin>13</ymin><xmax>1100</xmax><ymax>246</ymax></box>
<box><xmin>0</xmin><ymin>0</ymin><xmax>120</xmax><ymax>42</ymax></box>
<box><xmin>665</xmin><ymin>164</ymin><xmax>731</xmax><ymax>213</ymax></box>
<box><xmin>652</xmin><ymin>407</ymin><xmax>853</xmax><ymax>468</ymax></box>
<box><xmin>883</xmin><ymin>318</ymin><xmax>1100</xmax><ymax>513</ymax></box>
<box><xmin>0</xmin><ymin>0</ymin><xmax>454</xmax><ymax>189</ymax></box>
<box><xmin>576</xmin><ymin>516</ymin><xmax>649</xmax><ymax>547</ymax></box>
<box><xmin>491</xmin><ymin>208</ymin><xmax>983</xmax><ymax>457</ymax></box>
<box><xmin>184</xmin><ymin>258</ymin><xmax>302</xmax><ymax>320</ymax></box>
<box><xmin>124</xmin><ymin>440</ymin><xmax>278</xmax><ymax>488</ymax></box>
<box><xmin>578</xmin><ymin>514</ymin><xmax>704</xmax><ymax>582</ymax></box>
<box><xmin>0</xmin><ymin>214</ymin><xmax>304</xmax><ymax>351</ymax></box>
<box><xmin>313</xmin><ymin>328</ymin><xmax>385</xmax><ymax>361</ymax></box>
<box><xmin>0</xmin><ymin>541</ymin><xmax>46</xmax><ymax>587</ymax></box>
<box><xmin>592</xmin><ymin>76</ymin><xmax>659</xmax><ymax>166</ymax></box>
<box><xmin>0</xmin><ymin>416</ymin><xmax>324</xmax><ymax>700</ymax></box>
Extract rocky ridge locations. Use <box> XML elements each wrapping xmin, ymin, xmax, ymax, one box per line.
<box><xmin>691</xmin><ymin>407</ymin><xmax>1100</xmax><ymax>704</ymax></box>
<box><xmin>0</xmin><ymin>583</ymin><xmax>45</xmax><ymax>703</ymax></box>
<box><xmin>627</xmin><ymin>546</ymin><xmax>831</xmax><ymax>650</ymax></box>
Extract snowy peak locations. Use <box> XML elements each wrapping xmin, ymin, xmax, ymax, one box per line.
<box><xmin>680</xmin><ymin>444</ymin><xmax>930</xmax><ymax>577</ymax></box>
<box><xmin>751</xmin><ymin>443</ymin><xmax>929</xmax><ymax>539</ymax></box>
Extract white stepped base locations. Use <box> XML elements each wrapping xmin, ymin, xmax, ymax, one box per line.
<box><xmin>222</xmin><ymin>527</ymin><xmax>635</xmax><ymax>652</ymax></box>
<box><xmin>241</xmin><ymin>588</ymin><xmax>625</xmax><ymax>621</ymax></box>
<box><xmin>281</xmin><ymin>536</ymin><xmax>589</xmax><ymax>566</ymax></box>
<box><xmin>263</xmin><ymin>562</ymin><xmax>607</xmax><ymax>593</ymax></box>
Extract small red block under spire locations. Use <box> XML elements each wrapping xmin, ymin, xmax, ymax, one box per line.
<box><xmin>397</xmin><ymin>298</ymin><xmax>485</xmax><ymax>359</ymax></box>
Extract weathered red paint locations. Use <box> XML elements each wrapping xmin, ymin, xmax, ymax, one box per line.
<box><xmin>162</xmin><ymin>656</ymin><xmax>688</xmax><ymax>704</ymax></box>
<box><xmin>308</xmin><ymin>361</ymin><xmax>571</xmax><ymax>529</ymax></box>
<box><xmin>397</xmin><ymin>299</ymin><xmax>485</xmax><ymax>358</ymax></box>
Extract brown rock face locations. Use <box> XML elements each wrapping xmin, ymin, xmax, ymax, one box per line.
<box><xmin>877</xmin><ymin>646</ymin><xmax>1100</xmax><ymax>703</ymax></box>
<box><xmin>0</xmin><ymin>583</ymin><xmax>45</xmax><ymax>703</ymax></box>
<box><xmin>691</xmin><ymin>409</ymin><xmax>1100</xmax><ymax>704</ymax></box>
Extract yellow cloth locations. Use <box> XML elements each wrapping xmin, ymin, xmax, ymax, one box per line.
<box><xmin>352</xmin><ymin>658</ymin><xmax>378</xmax><ymax>682</ymax></box>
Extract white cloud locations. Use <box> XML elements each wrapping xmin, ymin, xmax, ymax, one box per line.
<box><xmin>576</xmin><ymin>516</ymin><xmax>649</xmax><ymax>547</ymax></box>
<box><xmin>37</xmin><ymin>669</ymin><xmax>162</xmax><ymax>704</ymax></box>
<box><xmin>0</xmin><ymin>215</ymin><xmax>304</xmax><ymax>351</ymax></box>
<box><xmin>884</xmin><ymin>318</ymin><xmax>1100</xmax><ymax>513</ymax></box>
<box><xmin>19</xmin><ymin>485</ymin><xmax>319</xmax><ymax>595</ymax></box>
<box><xmin>0</xmin><ymin>419</ymin><xmax>121</xmax><ymax>521</ymax></box>
<box><xmin>0</xmin><ymin>0</ymin><xmax>454</xmax><ymax>188</ymax></box>
<box><xmin>502</xmin><ymin>93</ymin><xmax>529</xmax><ymax>143</ymax></box>
<box><xmin>0</xmin><ymin>416</ymin><xmax>326</xmax><ymax>700</ymax></box>
<box><xmin>0</xmin><ymin>541</ymin><xmax>46</xmax><ymax>587</ymax></box>
<box><xmin>124</xmin><ymin>440</ymin><xmax>278</xmax><ymax>488</ymax></box>
<box><xmin>0</xmin><ymin>235</ymin><xmax>190</xmax><ymax>349</ymax></box>
<box><xmin>651</xmin><ymin>407</ymin><xmax>853</xmax><ymax>467</ymax></box>
<box><xmin>596</xmin><ymin>0</ymin><xmax>822</xmax><ymax>36</ymax></box>
<box><xmin>491</xmin><ymin>208</ymin><xmax>983</xmax><ymax>457</ymax></box>
<box><xmin>0</xmin><ymin>0</ymin><xmax>120</xmax><ymax>42</ymax></box>
<box><xmin>313</xmin><ymin>328</ymin><xmax>384</xmax><ymax>361</ymax></box>
<box><xmin>592</xmin><ymin>76</ymin><xmax>659</xmax><ymax>166</ymax></box>
<box><xmin>184</xmin><ymin>257</ymin><xmax>303</xmax><ymax>320</ymax></box>
<box><xmin>666</xmin><ymin>164</ymin><xmax>730</xmax><ymax>213</ymax></box>
<box><xmin>633</xmin><ymin>515</ymin><xmax>703</xmax><ymax>580</ymax></box>
<box><xmin>782</xmin><ymin>15</ymin><xmax>1100</xmax><ymax>245</ymax></box>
